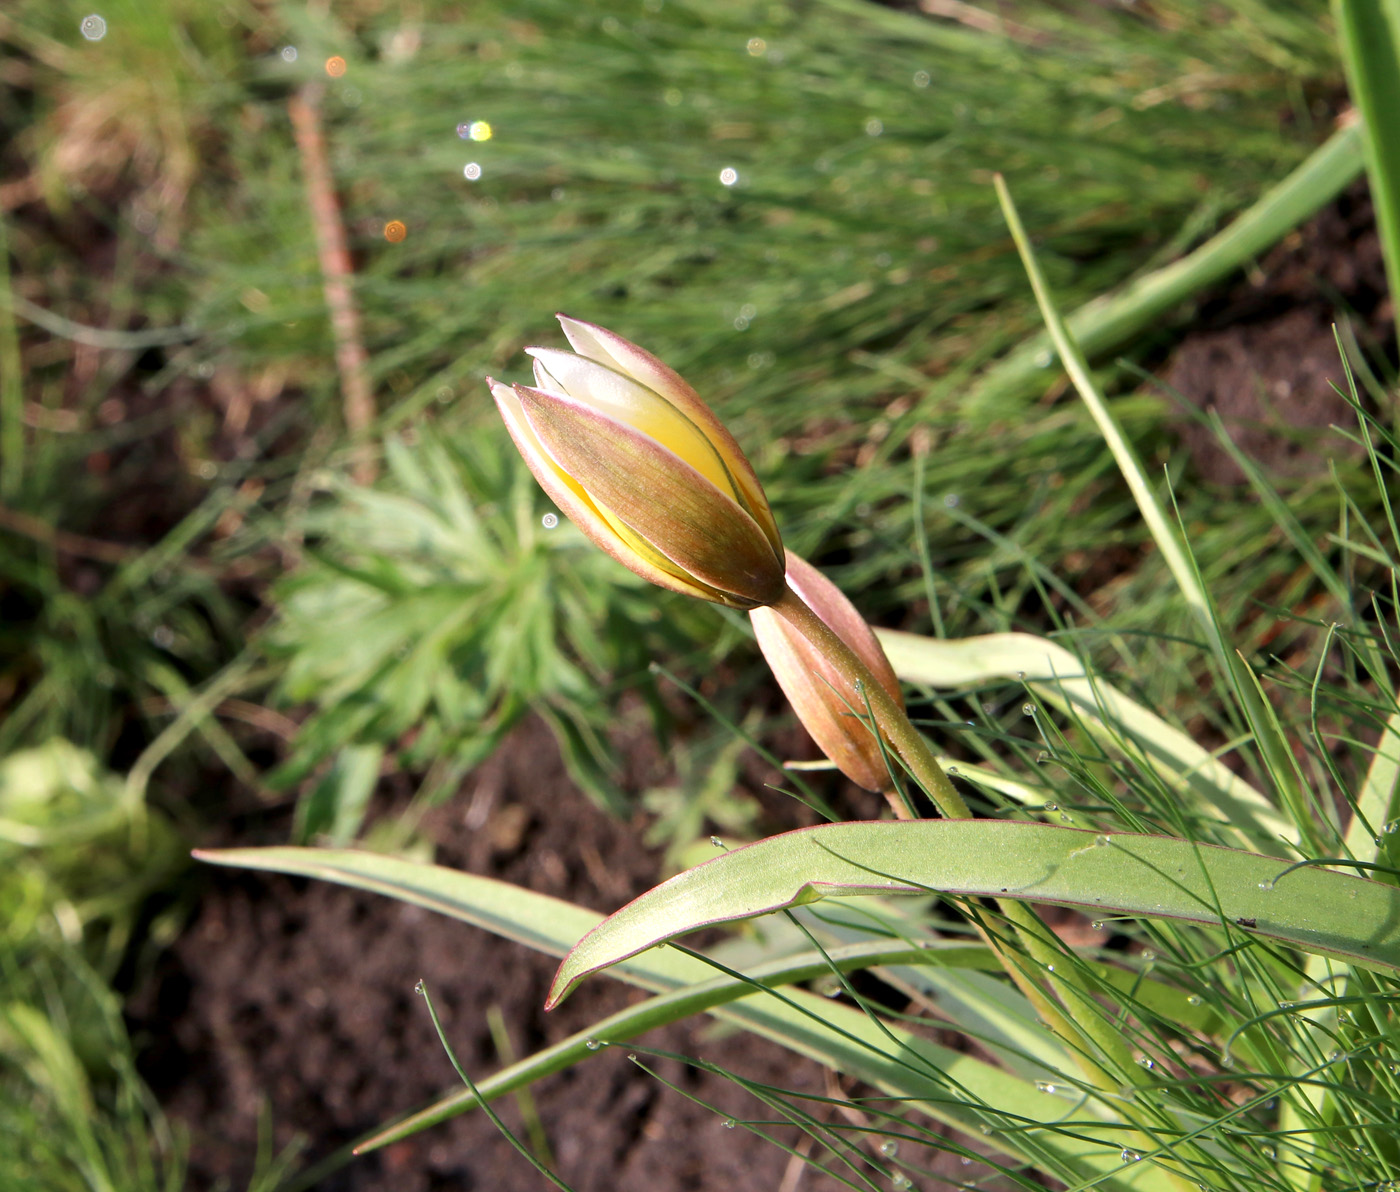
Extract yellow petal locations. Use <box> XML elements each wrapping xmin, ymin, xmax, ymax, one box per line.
<box><xmin>526</xmin><ymin>348</ymin><xmax>742</xmax><ymax>504</ymax></box>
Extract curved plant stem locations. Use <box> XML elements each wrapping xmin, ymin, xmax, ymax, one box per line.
<box><xmin>769</xmin><ymin>581</ymin><xmax>1197</xmax><ymax>1184</ymax></box>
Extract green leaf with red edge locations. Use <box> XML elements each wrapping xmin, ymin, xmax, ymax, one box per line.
<box><xmin>549</xmin><ymin>820</ymin><xmax>1400</xmax><ymax>1007</ymax></box>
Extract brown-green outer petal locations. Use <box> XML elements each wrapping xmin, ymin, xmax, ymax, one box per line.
<box><xmin>555</xmin><ymin>315</ymin><xmax>783</xmax><ymax>559</ymax></box>
<box><xmin>490</xmin><ymin>379</ymin><xmax>726</xmax><ymax>603</ymax></box>
<box><xmin>519</xmin><ymin>385</ymin><xmax>784</xmax><ymax>608</ymax></box>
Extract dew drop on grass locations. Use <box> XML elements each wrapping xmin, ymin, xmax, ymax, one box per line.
<box><xmin>1035</xmin><ymin>1081</ymin><xmax>1057</xmax><ymax>1094</ymax></box>
<box><xmin>1141</xmin><ymin>950</ymin><xmax>1155</xmax><ymax>962</ymax></box>
<box><xmin>1120</xmin><ymin>1149</ymin><xmax>1142</xmax><ymax>1163</ymax></box>
<box><xmin>1094</xmin><ymin>834</ymin><xmax>1112</xmax><ymax>847</ymax></box>
<box><xmin>946</xmin><ymin>765</ymin><xmax>959</xmax><ymax>776</ymax></box>
<box><xmin>879</xmin><ymin>1140</ymin><xmax>899</xmax><ymax>1157</ymax></box>
<box><xmin>1138</xmin><ymin>1057</ymin><xmax>1155</xmax><ymax>1070</ymax></box>
<box><xmin>1043</xmin><ymin>803</ymin><xmax>1058</xmax><ymax>813</ymax></box>
<box><xmin>1036</xmin><ymin>751</ymin><xmax>1049</xmax><ymax>764</ymax></box>
<box><xmin>722</xmin><ymin>1118</ymin><xmax>737</xmax><ymax>1129</ymax></box>
<box><xmin>413</xmin><ymin>980</ymin><xmax>425</xmax><ymax>995</ymax></box>
<box><xmin>1257</xmin><ymin>879</ymin><xmax>1275</xmax><ymax>891</ymax></box>
<box><xmin>1059</xmin><ymin>813</ymin><xmax>1072</xmax><ymax>822</ymax></box>
<box><xmin>1187</xmin><ymin>994</ymin><xmax>1202</xmax><ymax>1006</ymax></box>
<box><xmin>585</xmin><ymin>1038</ymin><xmax>601</xmax><ymax>1051</ymax></box>
<box><xmin>710</xmin><ymin>836</ymin><xmax>724</xmax><ymax>849</ymax></box>
<box><xmin>1022</xmin><ymin>702</ymin><xmax>1037</xmax><ymax>716</ymax></box>
<box><xmin>1091</xmin><ymin>921</ymin><xmax>1104</xmax><ymax>931</ymax></box>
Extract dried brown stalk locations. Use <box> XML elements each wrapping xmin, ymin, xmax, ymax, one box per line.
<box><xmin>288</xmin><ymin>83</ymin><xmax>377</xmax><ymax>484</ymax></box>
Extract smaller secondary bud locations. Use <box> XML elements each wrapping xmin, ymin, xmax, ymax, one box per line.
<box><xmin>750</xmin><ymin>554</ymin><xmax>905</xmax><ymax>792</ymax></box>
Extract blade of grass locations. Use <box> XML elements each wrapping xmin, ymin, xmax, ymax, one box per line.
<box><xmin>195</xmin><ymin>847</ymin><xmax>1177</xmax><ymax>1192</ymax></box>
<box><xmin>1334</xmin><ymin>0</ymin><xmax>1400</xmax><ymax>348</ymax></box>
<box><xmin>994</xmin><ymin>174</ymin><xmax>1321</xmax><ymax>856</ymax></box>
<box><xmin>0</xmin><ymin>212</ymin><xmax>21</xmax><ymax>501</ymax></box>
<box><xmin>877</xmin><ymin>628</ymin><xmax>1293</xmax><ymax>850</ymax></box>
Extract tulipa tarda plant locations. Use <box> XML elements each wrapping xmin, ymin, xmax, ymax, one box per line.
<box><xmin>201</xmin><ymin>296</ymin><xmax>1400</xmax><ymax>1190</ymax></box>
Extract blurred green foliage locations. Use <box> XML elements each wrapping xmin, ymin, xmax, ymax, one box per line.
<box><xmin>0</xmin><ymin>740</ymin><xmax>188</xmax><ymax>1191</ymax></box>
<box><xmin>268</xmin><ymin>430</ymin><xmax>713</xmax><ymax>829</ymax></box>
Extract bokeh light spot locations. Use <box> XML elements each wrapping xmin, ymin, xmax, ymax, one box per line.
<box><xmin>467</xmin><ymin>120</ymin><xmax>493</xmax><ymax>142</ymax></box>
<box><xmin>464</xmin><ymin>162</ymin><xmax>483</xmax><ymax>181</ymax></box>
<box><xmin>325</xmin><ymin>55</ymin><xmax>347</xmax><ymax>77</ymax></box>
<box><xmin>719</xmin><ymin>167</ymin><xmax>738</xmax><ymax>186</ymax></box>
<box><xmin>383</xmin><ymin>220</ymin><xmax>407</xmax><ymax>243</ymax></box>
<box><xmin>80</xmin><ymin>13</ymin><xmax>107</xmax><ymax>40</ymax></box>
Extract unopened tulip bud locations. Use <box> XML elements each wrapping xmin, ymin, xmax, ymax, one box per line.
<box><xmin>489</xmin><ymin>316</ymin><xmax>784</xmax><ymax>609</ymax></box>
<box><xmin>750</xmin><ymin>554</ymin><xmax>905</xmax><ymax>793</ymax></box>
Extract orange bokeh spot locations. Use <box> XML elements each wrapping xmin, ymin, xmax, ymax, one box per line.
<box><xmin>325</xmin><ymin>55</ymin><xmax>347</xmax><ymax>77</ymax></box>
<box><xmin>383</xmin><ymin>220</ymin><xmax>407</xmax><ymax>243</ymax></box>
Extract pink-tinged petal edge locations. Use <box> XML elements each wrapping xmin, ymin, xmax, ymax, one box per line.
<box><xmin>783</xmin><ymin>553</ymin><xmax>903</xmax><ymax>709</ymax></box>
<box><xmin>750</xmin><ymin>602</ymin><xmax>892</xmax><ymax>792</ymax></box>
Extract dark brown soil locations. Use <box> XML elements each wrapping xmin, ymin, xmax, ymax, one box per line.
<box><xmin>130</xmin><ymin>717</ymin><xmax>987</xmax><ymax>1192</ymax></box>
<box><xmin>1165</xmin><ymin>182</ymin><xmax>1392</xmax><ymax>484</ymax></box>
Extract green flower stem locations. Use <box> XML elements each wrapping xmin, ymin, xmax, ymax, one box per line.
<box><xmin>769</xmin><ymin>582</ymin><xmax>1186</xmax><ymax>1161</ymax></box>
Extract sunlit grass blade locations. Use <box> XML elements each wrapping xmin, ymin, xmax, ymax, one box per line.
<box><xmin>1334</xmin><ymin>0</ymin><xmax>1400</xmax><ymax>348</ymax></box>
<box><xmin>876</xmin><ymin>628</ymin><xmax>1293</xmax><ymax>849</ymax></box>
<box><xmin>994</xmin><ymin>174</ymin><xmax>1320</xmax><ymax>853</ymax></box>
<box><xmin>355</xmin><ymin>938</ymin><xmax>993</xmax><ymax>1152</ymax></box>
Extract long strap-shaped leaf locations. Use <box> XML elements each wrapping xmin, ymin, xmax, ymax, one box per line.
<box><xmin>548</xmin><ymin>821</ymin><xmax>1400</xmax><ymax>1005</ymax></box>
<box><xmin>195</xmin><ymin>847</ymin><xmax>1179</xmax><ymax>1192</ymax></box>
<box><xmin>876</xmin><ymin>628</ymin><xmax>1294</xmax><ymax>852</ymax></box>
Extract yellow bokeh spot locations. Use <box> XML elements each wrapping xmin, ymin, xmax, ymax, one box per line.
<box><xmin>468</xmin><ymin>120</ymin><xmax>493</xmax><ymax>142</ymax></box>
<box><xmin>325</xmin><ymin>55</ymin><xmax>347</xmax><ymax>77</ymax></box>
<box><xmin>383</xmin><ymin>220</ymin><xmax>407</xmax><ymax>243</ymax></box>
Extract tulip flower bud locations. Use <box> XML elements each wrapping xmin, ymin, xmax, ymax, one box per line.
<box><xmin>489</xmin><ymin>316</ymin><xmax>784</xmax><ymax>609</ymax></box>
<box><xmin>750</xmin><ymin>554</ymin><xmax>905</xmax><ymax>793</ymax></box>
